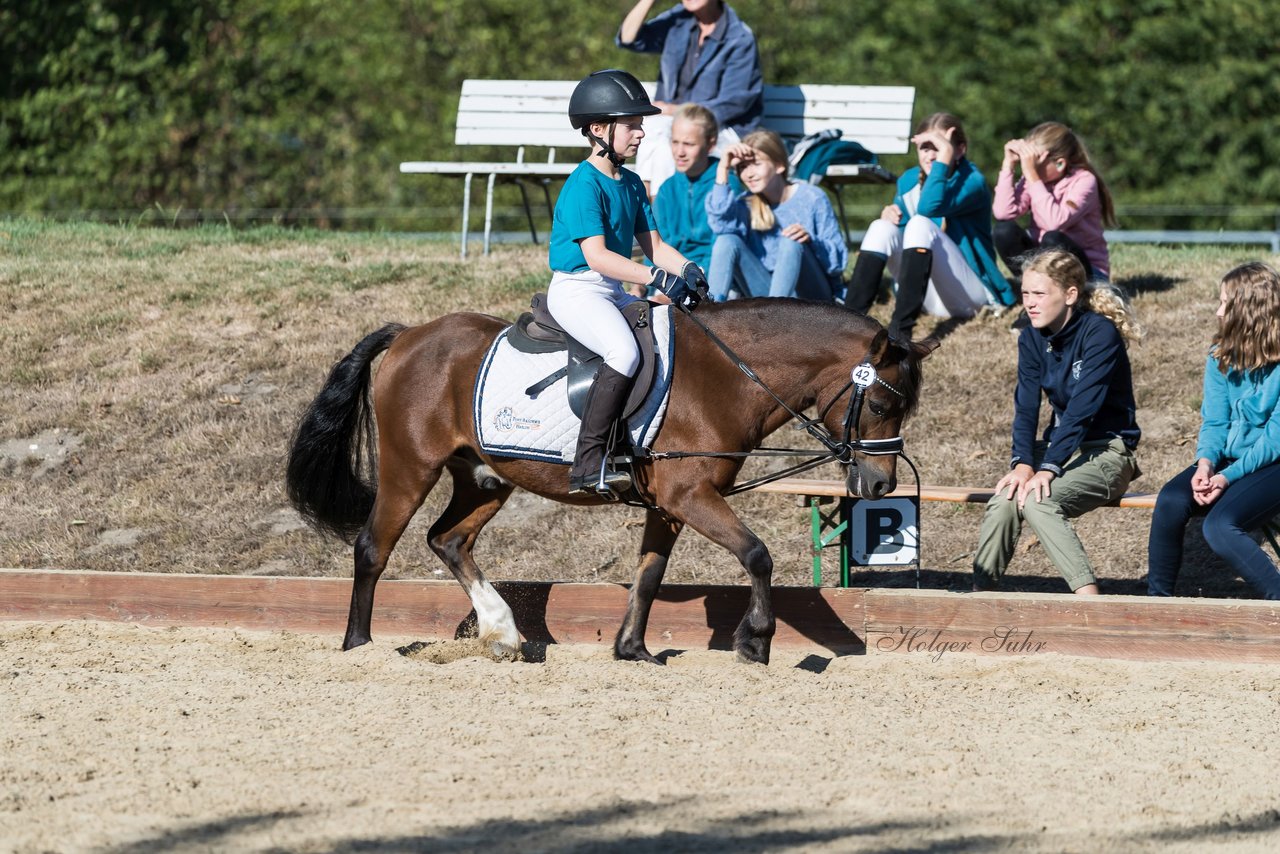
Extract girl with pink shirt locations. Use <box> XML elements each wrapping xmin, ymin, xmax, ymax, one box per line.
<box><xmin>993</xmin><ymin>122</ymin><xmax>1116</xmax><ymax>282</ymax></box>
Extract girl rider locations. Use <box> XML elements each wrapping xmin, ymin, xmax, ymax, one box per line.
<box><xmin>548</xmin><ymin>69</ymin><xmax>706</xmax><ymax>497</ymax></box>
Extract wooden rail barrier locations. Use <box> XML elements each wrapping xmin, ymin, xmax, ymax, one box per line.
<box><xmin>3</xmin><ymin>569</ymin><xmax>1279</xmax><ymax>664</ymax></box>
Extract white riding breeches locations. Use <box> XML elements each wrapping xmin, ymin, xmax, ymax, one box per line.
<box><xmin>861</xmin><ymin>216</ymin><xmax>995</xmax><ymax>318</ymax></box>
<box><xmin>546</xmin><ymin>270</ymin><xmax>641</xmax><ymax>377</ymax></box>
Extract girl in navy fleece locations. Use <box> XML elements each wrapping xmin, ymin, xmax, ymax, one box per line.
<box><xmin>973</xmin><ymin>248</ymin><xmax>1142</xmax><ymax>594</ymax></box>
<box><xmin>1147</xmin><ymin>262</ymin><xmax>1280</xmax><ymax>599</ymax></box>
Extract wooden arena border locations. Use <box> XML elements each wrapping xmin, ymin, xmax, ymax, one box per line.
<box><xmin>2</xmin><ymin>569</ymin><xmax>1278</xmax><ymax>664</ymax></box>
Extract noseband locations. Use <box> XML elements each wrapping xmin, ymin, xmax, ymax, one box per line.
<box><xmin>815</xmin><ymin>362</ymin><xmax>908</xmax><ymax>464</ymax></box>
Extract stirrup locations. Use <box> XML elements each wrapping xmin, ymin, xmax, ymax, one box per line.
<box><xmin>598</xmin><ymin>467</ymin><xmax>633</xmax><ymax>495</ymax></box>
<box><xmin>568</xmin><ymin>468</ymin><xmax>632</xmax><ymax>498</ymax></box>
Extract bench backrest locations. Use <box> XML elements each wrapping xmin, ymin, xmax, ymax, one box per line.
<box><xmin>454</xmin><ymin>79</ymin><xmax>915</xmax><ymax>156</ymax></box>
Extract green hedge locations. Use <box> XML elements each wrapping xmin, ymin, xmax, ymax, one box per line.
<box><xmin>3</xmin><ymin>0</ymin><xmax>1276</xmax><ymax>227</ymax></box>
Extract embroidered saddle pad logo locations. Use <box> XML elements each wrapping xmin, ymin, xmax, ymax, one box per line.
<box><xmin>473</xmin><ymin>305</ymin><xmax>675</xmax><ymax>463</ymax></box>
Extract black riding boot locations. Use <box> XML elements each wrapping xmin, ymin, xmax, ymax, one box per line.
<box><xmin>568</xmin><ymin>363</ymin><xmax>634</xmax><ymax>497</ymax></box>
<box><xmin>844</xmin><ymin>250</ymin><xmax>888</xmax><ymax>314</ymax></box>
<box><xmin>889</xmin><ymin>247</ymin><xmax>933</xmax><ymax>341</ymax></box>
<box><xmin>992</xmin><ymin>220</ymin><xmax>1033</xmax><ymax>280</ymax></box>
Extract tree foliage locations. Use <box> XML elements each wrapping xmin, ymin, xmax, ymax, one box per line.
<box><xmin>2</xmin><ymin>0</ymin><xmax>1277</xmax><ymax>225</ymax></box>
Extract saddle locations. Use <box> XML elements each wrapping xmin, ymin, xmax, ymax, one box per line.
<box><xmin>507</xmin><ymin>293</ymin><xmax>660</xmax><ymax>420</ymax></box>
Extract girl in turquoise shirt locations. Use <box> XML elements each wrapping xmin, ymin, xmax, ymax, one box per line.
<box><xmin>549</xmin><ymin>69</ymin><xmax>704</xmax><ymax>498</ymax></box>
<box><xmin>1148</xmin><ymin>262</ymin><xmax>1280</xmax><ymax>599</ymax></box>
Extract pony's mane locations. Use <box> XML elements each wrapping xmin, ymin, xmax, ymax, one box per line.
<box><xmin>701</xmin><ymin>297</ymin><xmax>881</xmax><ymax>338</ymax></box>
<box><xmin>697</xmin><ymin>299</ymin><xmax>924</xmax><ymax>413</ymax></box>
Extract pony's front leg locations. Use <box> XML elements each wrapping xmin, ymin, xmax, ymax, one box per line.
<box><xmin>615</xmin><ymin>509</ymin><xmax>683</xmax><ymax>664</ymax></box>
<box><xmin>666</xmin><ymin>485</ymin><xmax>775</xmax><ymax>665</ymax></box>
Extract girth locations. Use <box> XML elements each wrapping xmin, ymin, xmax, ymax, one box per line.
<box><xmin>507</xmin><ymin>293</ymin><xmax>660</xmax><ymax>420</ymax></box>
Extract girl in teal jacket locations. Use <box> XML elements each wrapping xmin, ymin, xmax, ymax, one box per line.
<box><xmin>1148</xmin><ymin>262</ymin><xmax>1280</xmax><ymax>599</ymax></box>
<box><xmin>845</xmin><ymin>112</ymin><xmax>1015</xmax><ymax>341</ymax></box>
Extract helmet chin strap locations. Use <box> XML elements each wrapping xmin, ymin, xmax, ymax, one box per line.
<box><xmin>587</xmin><ymin>121</ymin><xmax>626</xmax><ymax>167</ymax></box>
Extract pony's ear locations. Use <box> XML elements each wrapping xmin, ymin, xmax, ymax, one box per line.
<box><xmin>867</xmin><ymin>328</ymin><xmax>890</xmax><ymax>365</ymax></box>
<box><xmin>911</xmin><ymin>336</ymin><xmax>942</xmax><ymax>360</ymax></box>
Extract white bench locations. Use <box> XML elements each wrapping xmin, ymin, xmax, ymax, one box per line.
<box><xmin>401</xmin><ymin>79</ymin><xmax>916</xmax><ymax>258</ymax></box>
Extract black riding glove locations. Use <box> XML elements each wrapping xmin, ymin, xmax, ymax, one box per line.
<box><xmin>680</xmin><ymin>261</ymin><xmax>710</xmax><ymax>305</ymax></box>
<box><xmin>650</xmin><ymin>267</ymin><xmax>701</xmax><ymax>311</ymax></box>
<box><xmin>649</xmin><ymin>267</ymin><xmax>700</xmax><ymax>310</ymax></box>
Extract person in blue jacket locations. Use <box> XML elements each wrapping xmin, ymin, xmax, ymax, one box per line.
<box><xmin>972</xmin><ymin>249</ymin><xmax>1143</xmax><ymax>595</ymax></box>
<box><xmin>617</xmin><ymin>0</ymin><xmax>763</xmax><ymax>196</ymax></box>
<box><xmin>1147</xmin><ymin>262</ymin><xmax>1280</xmax><ymax>599</ymax></box>
<box><xmin>845</xmin><ymin>112</ymin><xmax>1015</xmax><ymax>341</ymax></box>
<box><xmin>652</xmin><ymin>103</ymin><xmax>721</xmax><ymax>277</ymax></box>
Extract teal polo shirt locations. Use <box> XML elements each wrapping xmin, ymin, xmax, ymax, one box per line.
<box><xmin>549</xmin><ymin>161</ymin><xmax>657</xmax><ymax>274</ymax></box>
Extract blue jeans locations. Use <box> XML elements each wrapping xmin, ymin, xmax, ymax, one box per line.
<box><xmin>1147</xmin><ymin>461</ymin><xmax>1280</xmax><ymax>599</ymax></box>
<box><xmin>707</xmin><ymin>233</ymin><xmax>837</xmax><ymax>301</ymax></box>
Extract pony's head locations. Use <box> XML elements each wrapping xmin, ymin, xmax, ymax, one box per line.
<box><xmin>828</xmin><ymin>327</ymin><xmax>939</xmax><ymax>500</ymax></box>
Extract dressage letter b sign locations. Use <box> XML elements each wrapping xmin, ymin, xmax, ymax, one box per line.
<box><xmin>849</xmin><ymin>497</ymin><xmax>919</xmax><ymax>566</ymax></box>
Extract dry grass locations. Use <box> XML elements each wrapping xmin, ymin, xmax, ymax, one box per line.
<box><xmin>2</xmin><ymin>221</ymin><xmax>1275</xmax><ymax>597</ymax></box>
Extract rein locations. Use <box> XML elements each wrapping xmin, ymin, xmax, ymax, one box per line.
<box><xmin>649</xmin><ymin>306</ymin><xmax>910</xmax><ymax>496</ymax></box>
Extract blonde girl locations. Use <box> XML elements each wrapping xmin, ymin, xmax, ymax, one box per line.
<box><xmin>994</xmin><ymin>121</ymin><xmax>1117</xmax><ymax>281</ymax></box>
<box><xmin>704</xmin><ymin>129</ymin><xmax>847</xmax><ymax>301</ymax></box>
<box><xmin>973</xmin><ymin>249</ymin><xmax>1142</xmax><ymax>595</ymax></box>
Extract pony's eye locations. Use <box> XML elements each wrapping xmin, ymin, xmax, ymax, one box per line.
<box><xmin>869</xmin><ymin>402</ymin><xmax>887</xmax><ymax>417</ymax></box>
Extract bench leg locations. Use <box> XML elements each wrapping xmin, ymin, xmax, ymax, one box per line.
<box><xmin>460</xmin><ymin>172</ymin><xmax>474</xmax><ymax>261</ymax></box>
<box><xmin>483</xmin><ymin>172</ymin><xmax>497</xmax><ymax>255</ymax></box>
<box><xmin>810</xmin><ymin>498</ymin><xmax>822</xmax><ymax>586</ymax></box>
<box><xmin>830</xmin><ymin>183</ymin><xmax>852</xmax><ymax>248</ymax></box>
<box><xmin>515</xmin><ymin>180</ymin><xmax>539</xmax><ymax>245</ymax></box>
<box><xmin>540</xmin><ymin>179</ymin><xmax>555</xmax><ymax>224</ymax></box>
<box><xmin>840</xmin><ymin>496</ymin><xmax>853</xmax><ymax>588</ymax></box>
<box><xmin>809</xmin><ymin>497</ymin><xmax>851</xmax><ymax>587</ymax></box>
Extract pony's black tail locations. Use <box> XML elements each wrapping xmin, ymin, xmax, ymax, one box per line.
<box><xmin>286</xmin><ymin>324</ymin><xmax>406</xmax><ymax>542</ymax></box>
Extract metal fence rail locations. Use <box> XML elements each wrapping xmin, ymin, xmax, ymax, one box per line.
<box><xmin>1104</xmin><ymin>229</ymin><xmax>1280</xmax><ymax>252</ymax></box>
<box><xmin>6</xmin><ymin>206</ymin><xmax>1280</xmax><ymax>253</ymax></box>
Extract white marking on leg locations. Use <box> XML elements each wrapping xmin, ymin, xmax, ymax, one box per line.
<box><xmin>468</xmin><ymin>579</ymin><xmax>519</xmax><ymax>652</ymax></box>
<box><xmin>472</xmin><ymin>461</ymin><xmax>510</xmax><ymax>489</ymax></box>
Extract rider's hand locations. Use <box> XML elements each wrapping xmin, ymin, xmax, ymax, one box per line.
<box><xmin>680</xmin><ymin>261</ymin><xmax>709</xmax><ymax>305</ymax></box>
<box><xmin>650</xmin><ymin>267</ymin><xmax>699</xmax><ymax>310</ymax></box>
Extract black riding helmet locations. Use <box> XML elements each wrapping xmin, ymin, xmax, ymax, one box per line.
<box><xmin>568</xmin><ymin>69</ymin><xmax>660</xmax><ymax>166</ymax></box>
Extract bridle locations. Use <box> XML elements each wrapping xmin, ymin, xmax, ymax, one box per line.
<box><xmin>813</xmin><ymin>361</ymin><xmax>908</xmax><ymax>463</ymax></box>
<box><xmin>647</xmin><ymin>306</ymin><xmax>916</xmax><ymax>496</ymax></box>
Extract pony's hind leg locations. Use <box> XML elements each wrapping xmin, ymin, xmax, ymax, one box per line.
<box><xmin>614</xmin><ymin>509</ymin><xmax>683</xmax><ymax>664</ymax></box>
<box><xmin>428</xmin><ymin>459</ymin><xmax>518</xmax><ymax>660</ymax></box>
<box><xmin>345</xmin><ymin>465</ymin><xmax>443</xmax><ymax>651</ymax></box>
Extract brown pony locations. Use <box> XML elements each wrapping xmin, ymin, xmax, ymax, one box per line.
<box><xmin>286</xmin><ymin>300</ymin><xmax>937</xmax><ymax>665</ymax></box>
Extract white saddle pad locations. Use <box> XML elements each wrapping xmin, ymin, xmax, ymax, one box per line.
<box><xmin>474</xmin><ymin>304</ymin><xmax>674</xmax><ymax>464</ymax></box>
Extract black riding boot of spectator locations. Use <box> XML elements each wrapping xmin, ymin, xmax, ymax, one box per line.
<box><xmin>844</xmin><ymin>250</ymin><xmax>888</xmax><ymax>314</ymax></box>
<box><xmin>888</xmin><ymin>247</ymin><xmax>933</xmax><ymax>341</ymax></box>
<box><xmin>568</xmin><ymin>364</ymin><xmax>633</xmax><ymax>498</ymax></box>
<box><xmin>992</xmin><ymin>220</ymin><xmax>1035</xmax><ymax>280</ymax></box>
